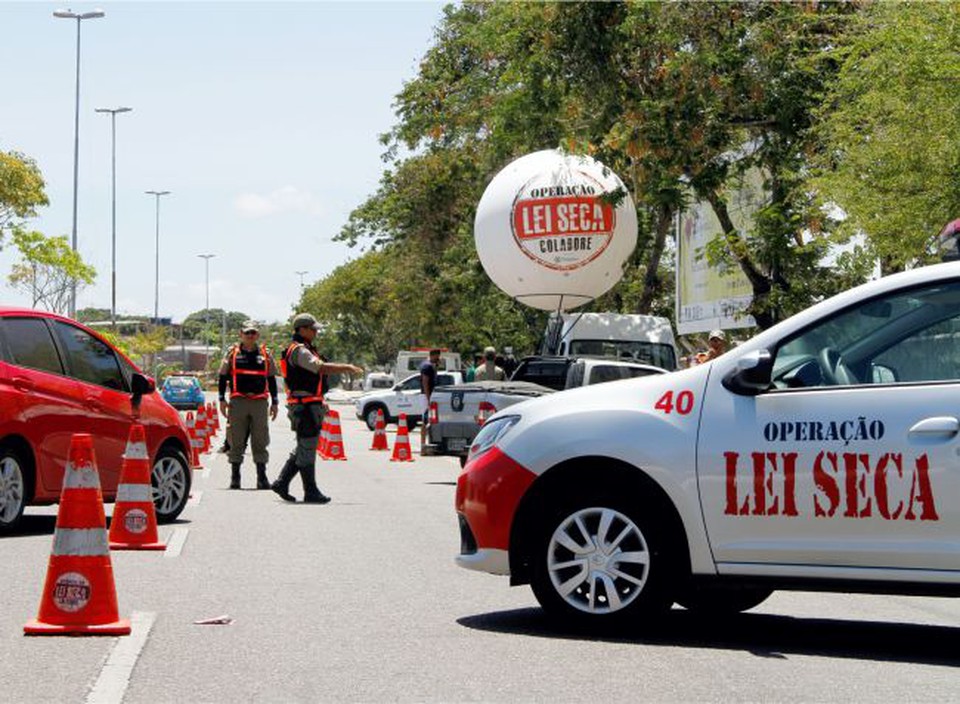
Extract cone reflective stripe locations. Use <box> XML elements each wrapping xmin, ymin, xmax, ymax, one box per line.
<box><xmin>390</xmin><ymin>414</ymin><xmax>414</xmax><ymax>463</ymax></box>
<box><xmin>109</xmin><ymin>426</ymin><xmax>165</xmax><ymax>551</ymax></box>
<box><xmin>323</xmin><ymin>410</ymin><xmax>346</xmax><ymax>461</ymax></box>
<box><xmin>371</xmin><ymin>409</ymin><xmax>388</xmax><ymax>451</ymax></box>
<box><xmin>185</xmin><ymin>412</ymin><xmax>203</xmax><ymax>470</ymax></box>
<box><xmin>316</xmin><ymin>415</ymin><xmax>331</xmax><ymax>458</ymax></box>
<box><xmin>196</xmin><ymin>408</ymin><xmax>209</xmax><ymax>453</ymax></box>
<box><xmin>209</xmin><ymin>402</ymin><xmax>220</xmax><ymax>433</ymax></box>
<box><xmin>25</xmin><ymin>434</ymin><xmax>130</xmax><ymax>636</ymax></box>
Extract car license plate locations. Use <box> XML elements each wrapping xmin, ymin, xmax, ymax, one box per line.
<box><xmin>448</xmin><ymin>438</ymin><xmax>467</xmax><ymax>452</ymax></box>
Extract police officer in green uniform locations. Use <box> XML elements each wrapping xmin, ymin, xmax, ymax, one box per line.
<box><xmin>272</xmin><ymin>313</ymin><xmax>363</xmax><ymax>504</ymax></box>
<box><xmin>217</xmin><ymin>321</ymin><xmax>279</xmax><ymax>490</ymax></box>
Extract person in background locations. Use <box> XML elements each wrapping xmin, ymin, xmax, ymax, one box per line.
<box><xmin>419</xmin><ymin>348</ymin><xmax>441</xmax><ymax>447</ymax></box>
<box><xmin>218</xmin><ymin>322</ymin><xmax>279</xmax><ymax>490</ymax></box>
<box><xmin>501</xmin><ymin>347</ymin><xmax>518</xmax><ymax>379</ymax></box>
<box><xmin>474</xmin><ymin>346</ymin><xmax>506</xmax><ymax>381</ymax></box>
<box><xmin>464</xmin><ymin>354</ymin><xmax>478</xmax><ymax>383</ymax></box>
<box><xmin>695</xmin><ymin>330</ymin><xmax>727</xmax><ymax>364</ymax></box>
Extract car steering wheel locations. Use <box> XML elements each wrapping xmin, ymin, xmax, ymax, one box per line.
<box><xmin>818</xmin><ymin>347</ymin><xmax>857</xmax><ymax>386</ymax></box>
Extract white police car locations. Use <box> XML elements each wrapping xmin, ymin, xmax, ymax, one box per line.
<box><xmin>456</xmin><ymin>262</ymin><xmax>960</xmax><ymax>623</ymax></box>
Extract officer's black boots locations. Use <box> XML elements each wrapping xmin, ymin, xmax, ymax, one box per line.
<box><xmin>229</xmin><ymin>463</ymin><xmax>241</xmax><ymax>490</ymax></box>
<box><xmin>270</xmin><ymin>457</ymin><xmax>298</xmax><ymax>503</ymax></box>
<box><xmin>299</xmin><ymin>465</ymin><xmax>331</xmax><ymax>504</ymax></box>
<box><xmin>255</xmin><ymin>463</ymin><xmax>270</xmax><ymax>490</ymax></box>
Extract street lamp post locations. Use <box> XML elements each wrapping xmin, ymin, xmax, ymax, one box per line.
<box><xmin>145</xmin><ymin>190</ymin><xmax>170</xmax><ymax>324</ymax></box>
<box><xmin>54</xmin><ymin>8</ymin><xmax>105</xmax><ymax>318</ymax></box>
<box><xmin>95</xmin><ymin>106</ymin><xmax>132</xmax><ymax>328</ymax></box>
<box><xmin>198</xmin><ymin>254</ymin><xmax>215</xmax><ymax>368</ymax></box>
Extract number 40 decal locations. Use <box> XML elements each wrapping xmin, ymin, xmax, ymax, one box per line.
<box><xmin>654</xmin><ymin>390</ymin><xmax>695</xmax><ymax>415</ymax></box>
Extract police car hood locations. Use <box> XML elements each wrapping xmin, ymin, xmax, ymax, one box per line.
<box><xmin>491</xmin><ymin>364</ymin><xmax>711</xmax><ymax>475</ymax></box>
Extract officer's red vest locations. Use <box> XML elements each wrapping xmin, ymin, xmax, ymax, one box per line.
<box><xmin>228</xmin><ymin>344</ymin><xmax>270</xmax><ymax>400</ymax></box>
<box><xmin>281</xmin><ymin>341</ymin><xmax>324</xmax><ymax>405</ymax></box>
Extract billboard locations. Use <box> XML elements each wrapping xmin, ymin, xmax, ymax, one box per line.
<box><xmin>675</xmin><ymin>170</ymin><xmax>764</xmax><ymax>334</ymax></box>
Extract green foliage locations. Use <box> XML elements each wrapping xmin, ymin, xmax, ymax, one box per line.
<box><xmin>181</xmin><ymin>308</ymin><xmax>250</xmax><ymax>341</ymax></box>
<box><xmin>0</xmin><ymin>151</ymin><xmax>48</xmax><ymax>246</ymax></box>
<box><xmin>7</xmin><ymin>228</ymin><xmax>96</xmax><ymax>314</ymax></box>
<box><xmin>812</xmin><ymin>1</ymin><xmax>960</xmax><ymax>272</ymax></box>
<box><xmin>76</xmin><ymin>307</ymin><xmax>112</xmax><ymax>323</ymax></box>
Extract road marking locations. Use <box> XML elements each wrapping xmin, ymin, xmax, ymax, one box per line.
<box><xmin>85</xmin><ymin>611</ymin><xmax>156</xmax><ymax>704</ymax></box>
<box><xmin>164</xmin><ymin>528</ymin><xmax>189</xmax><ymax>558</ymax></box>
<box><xmin>188</xmin><ymin>491</ymin><xmax>203</xmax><ymax>507</ymax></box>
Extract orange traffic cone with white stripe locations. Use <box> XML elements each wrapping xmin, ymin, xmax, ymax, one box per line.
<box><xmin>370</xmin><ymin>408</ymin><xmax>388</xmax><ymax>451</ymax></box>
<box><xmin>196</xmin><ymin>407</ymin><xmax>209</xmax><ymax>453</ymax></box>
<box><xmin>24</xmin><ymin>434</ymin><xmax>131</xmax><ymax>636</ymax></box>
<box><xmin>109</xmin><ymin>424</ymin><xmax>165</xmax><ymax>551</ymax></box>
<box><xmin>390</xmin><ymin>414</ymin><xmax>414</xmax><ymax>463</ymax></box>
<box><xmin>209</xmin><ymin>402</ymin><xmax>220</xmax><ymax>434</ymax></box>
<box><xmin>185</xmin><ymin>412</ymin><xmax>203</xmax><ymax>470</ymax></box>
<box><xmin>323</xmin><ymin>410</ymin><xmax>347</xmax><ymax>461</ymax></box>
<box><xmin>316</xmin><ymin>415</ymin><xmax>331</xmax><ymax>459</ymax></box>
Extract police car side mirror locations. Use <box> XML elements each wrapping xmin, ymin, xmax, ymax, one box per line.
<box><xmin>722</xmin><ymin>349</ymin><xmax>774</xmax><ymax>396</ymax></box>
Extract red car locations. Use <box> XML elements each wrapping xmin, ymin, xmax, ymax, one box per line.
<box><xmin>0</xmin><ymin>308</ymin><xmax>193</xmax><ymax>531</ymax></box>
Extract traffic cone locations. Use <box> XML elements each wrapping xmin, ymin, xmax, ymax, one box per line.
<box><xmin>390</xmin><ymin>414</ymin><xmax>414</xmax><ymax>463</ymax></box>
<box><xmin>109</xmin><ymin>424</ymin><xmax>165</xmax><ymax>551</ymax></box>
<box><xmin>209</xmin><ymin>403</ymin><xmax>220</xmax><ymax>434</ymax></box>
<box><xmin>24</xmin><ymin>434</ymin><xmax>131</xmax><ymax>636</ymax></box>
<box><xmin>196</xmin><ymin>407</ymin><xmax>209</xmax><ymax>454</ymax></box>
<box><xmin>371</xmin><ymin>408</ymin><xmax>388</xmax><ymax>451</ymax></box>
<box><xmin>185</xmin><ymin>412</ymin><xmax>203</xmax><ymax>470</ymax></box>
<box><xmin>316</xmin><ymin>415</ymin><xmax>331</xmax><ymax>459</ymax></box>
<box><xmin>323</xmin><ymin>410</ymin><xmax>347</xmax><ymax>461</ymax></box>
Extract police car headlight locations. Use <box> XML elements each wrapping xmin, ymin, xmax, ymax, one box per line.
<box><xmin>467</xmin><ymin>415</ymin><xmax>520</xmax><ymax>463</ymax></box>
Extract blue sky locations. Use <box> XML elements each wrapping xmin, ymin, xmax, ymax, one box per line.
<box><xmin>0</xmin><ymin>1</ymin><xmax>445</xmax><ymax>323</ymax></box>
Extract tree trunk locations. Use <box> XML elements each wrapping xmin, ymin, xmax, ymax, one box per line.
<box><xmin>637</xmin><ymin>202</ymin><xmax>674</xmax><ymax>314</ymax></box>
<box><xmin>703</xmin><ymin>190</ymin><xmax>777</xmax><ymax>330</ymax></box>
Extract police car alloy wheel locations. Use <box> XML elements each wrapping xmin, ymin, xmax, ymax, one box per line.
<box><xmin>531</xmin><ymin>493</ymin><xmax>673</xmax><ymax>622</ymax></box>
<box><xmin>151</xmin><ymin>447</ymin><xmax>190</xmax><ymax>523</ymax></box>
<box><xmin>0</xmin><ymin>450</ymin><xmax>27</xmax><ymax>531</ymax></box>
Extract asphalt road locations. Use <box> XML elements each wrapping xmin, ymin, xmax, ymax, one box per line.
<box><xmin>2</xmin><ymin>397</ymin><xmax>959</xmax><ymax>702</ymax></box>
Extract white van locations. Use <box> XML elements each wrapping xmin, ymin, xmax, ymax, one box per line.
<box><xmin>542</xmin><ymin>312</ymin><xmax>679</xmax><ymax>370</ymax></box>
<box><xmin>395</xmin><ymin>349</ymin><xmax>462</xmax><ymax>375</ymax></box>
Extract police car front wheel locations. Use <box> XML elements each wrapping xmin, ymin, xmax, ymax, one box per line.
<box><xmin>530</xmin><ymin>494</ymin><xmax>674</xmax><ymax>624</ymax></box>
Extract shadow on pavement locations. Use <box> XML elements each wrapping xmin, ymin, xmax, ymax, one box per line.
<box><xmin>2</xmin><ymin>513</ymin><xmax>57</xmax><ymax>537</ymax></box>
<box><xmin>424</xmin><ymin>481</ymin><xmax>457</xmax><ymax>487</ymax></box>
<box><xmin>457</xmin><ymin>607</ymin><xmax>960</xmax><ymax>667</ymax></box>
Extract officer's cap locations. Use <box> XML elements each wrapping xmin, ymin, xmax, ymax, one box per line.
<box><xmin>241</xmin><ymin>320</ymin><xmax>259</xmax><ymax>333</ymax></box>
<box><xmin>292</xmin><ymin>312</ymin><xmax>320</xmax><ymax>331</ymax></box>
<box><xmin>709</xmin><ymin>329</ymin><xmax>726</xmax><ymax>342</ymax></box>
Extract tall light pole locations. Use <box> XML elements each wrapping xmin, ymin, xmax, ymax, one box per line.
<box><xmin>54</xmin><ymin>8</ymin><xmax>105</xmax><ymax>318</ymax></box>
<box><xmin>95</xmin><ymin>106</ymin><xmax>132</xmax><ymax>328</ymax></box>
<box><xmin>198</xmin><ymin>254</ymin><xmax>215</xmax><ymax>368</ymax></box>
<box><xmin>145</xmin><ymin>190</ymin><xmax>170</xmax><ymax>324</ymax></box>
<box><xmin>295</xmin><ymin>270</ymin><xmax>308</xmax><ymax>290</ymax></box>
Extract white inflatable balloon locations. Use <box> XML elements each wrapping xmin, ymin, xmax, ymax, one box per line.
<box><xmin>474</xmin><ymin>149</ymin><xmax>637</xmax><ymax>311</ymax></box>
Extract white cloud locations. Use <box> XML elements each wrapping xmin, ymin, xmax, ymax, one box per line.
<box><xmin>234</xmin><ymin>186</ymin><xmax>325</xmax><ymax>219</ymax></box>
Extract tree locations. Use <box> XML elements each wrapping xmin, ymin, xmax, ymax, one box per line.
<box><xmin>0</xmin><ymin>151</ymin><xmax>48</xmax><ymax>247</ymax></box>
<box><xmin>811</xmin><ymin>1</ymin><xmax>960</xmax><ymax>272</ymax></box>
<box><xmin>7</xmin><ymin>229</ymin><xmax>96</xmax><ymax>314</ymax></box>
<box><xmin>181</xmin><ymin>309</ymin><xmax>249</xmax><ymax>341</ymax></box>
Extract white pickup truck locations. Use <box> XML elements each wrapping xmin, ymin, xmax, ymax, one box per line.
<box><xmin>354</xmin><ymin>371</ymin><xmax>463</xmax><ymax>429</ymax></box>
<box><xmin>425</xmin><ymin>358</ymin><xmax>666</xmax><ymax>464</ymax></box>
